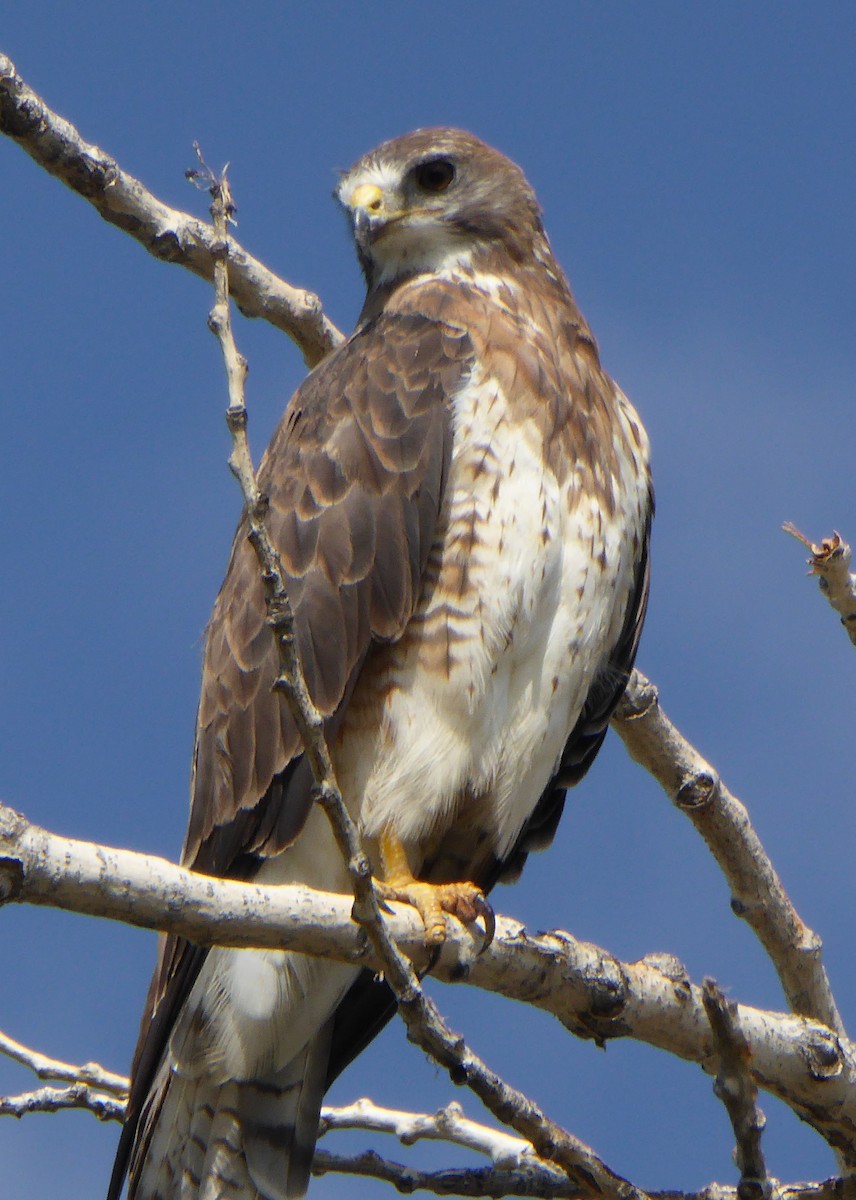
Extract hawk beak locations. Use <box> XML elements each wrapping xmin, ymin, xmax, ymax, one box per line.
<box><xmin>348</xmin><ymin>183</ymin><xmax>386</xmax><ymax>243</ymax></box>
<box><xmin>349</xmin><ymin>183</ymin><xmax>384</xmax><ymax>216</ymax></box>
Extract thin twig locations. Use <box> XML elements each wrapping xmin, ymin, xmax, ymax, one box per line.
<box><xmin>0</xmin><ymin>1028</ymin><xmax>128</xmax><ymax>1095</ymax></box>
<box><xmin>612</xmin><ymin>670</ymin><xmax>844</xmax><ymax>1038</ymax></box>
<box><xmin>0</xmin><ymin>51</ymin><xmax>343</xmax><ymax>366</ymax></box>
<box><xmin>0</xmin><ymin>1083</ymin><xmax>124</xmax><ymax>1122</ymax></box>
<box><xmin>312</xmin><ymin>1148</ymin><xmax>573</xmax><ymax>1199</ymax></box>
<box><xmin>783</xmin><ymin>524</ymin><xmax>856</xmax><ymax>647</ymax></box>
<box><xmin>319</xmin><ymin>1099</ymin><xmax>537</xmax><ymax>1168</ymax></box>
<box><xmin>703</xmin><ymin>980</ymin><xmax>770</xmax><ymax>1200</ymax></box>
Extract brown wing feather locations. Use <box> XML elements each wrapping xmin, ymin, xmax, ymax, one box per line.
<box><xmin>108</xmin><ymin>311</ymin><xmax>474</xmax><ymax>1200</ymax></box>
<box><xmin>186</xmin><ymin>311</ymin><xmax>472</xmax><ymax>873</ymax></box>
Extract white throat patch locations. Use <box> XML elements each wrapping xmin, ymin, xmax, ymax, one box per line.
<box><xmin>338</xmin><ymin>160</ymin><xmax>476</xmax><ymax>285</ymax></box>
<box><xmin>369</xmin><ymin>222</ymin><xmax>475</xmax><ymax>285</ymax></box>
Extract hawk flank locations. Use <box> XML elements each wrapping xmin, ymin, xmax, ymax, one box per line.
<box><xmin>109</xmin><ymin>128</ymin><xmax>653</xmax><ymax>1200</ymax></box>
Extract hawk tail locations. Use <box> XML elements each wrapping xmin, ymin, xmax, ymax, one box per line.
<box><xmin>127</xmin><ymin>1025</ymin><xmax>332</xmax><ymax>1200</ymax></box>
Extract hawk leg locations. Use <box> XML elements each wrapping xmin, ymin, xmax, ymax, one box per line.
<box><xmin>374</xmin><ymin>829</ymin><xmax>495</xmax><ymax>949</ymax></box>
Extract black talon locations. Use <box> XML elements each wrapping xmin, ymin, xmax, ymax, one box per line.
<box><xmin>421</xmin><ymin>940</ymin><xmax>444</xmax><ymax>976</ymax></box>
<box><xmin>477</xmin><ymin>895</ymin><xmax>495</xmax><ymax>952</ymax></box>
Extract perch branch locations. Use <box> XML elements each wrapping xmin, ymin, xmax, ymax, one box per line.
<box><xmin>1</xmin><ymin>802</ymin><xmax>855</xmax><ymax>1160</ymax></box>
<box><xmin>0</xmin><ymin>51</ymin><xmax>343</xmax><ymax>367</ymax></box>
<box><xmin>612</xmin><ymin>670</ymin><xmax>844</xmax><ymax>1038</ymax></box>
<box><xmin>783</xmin><ymin>525</ymin><xmax>856</xmax><ymax>648</ymax></box>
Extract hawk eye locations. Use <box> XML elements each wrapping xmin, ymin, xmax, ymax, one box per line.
<box><xmin>413</xmin><ymin>158</ymin><xmax>456</xmax><ymax>193</ymax></box>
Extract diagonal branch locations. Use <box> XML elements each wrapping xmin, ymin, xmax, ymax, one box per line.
<box><xmin>0</xmin><ymin>51</ymin><xmax>344</xmax><ymax>367</ymax></box>
<box><xmin>612</xmin><ymin>670</ymin><xmax>844</xmax><ymax>1038</ymax></box>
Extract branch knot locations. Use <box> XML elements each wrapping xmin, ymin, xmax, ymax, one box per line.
<box><xmin>675</xmin><ymin>771</ymin><xmax>718</xmax><ymax>810</ymax></box>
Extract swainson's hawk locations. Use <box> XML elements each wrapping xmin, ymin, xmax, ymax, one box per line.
<box><xmin>109</xmin><ymin>127</ymin><xmax>653</xmax><ymax>1200</ymax></box>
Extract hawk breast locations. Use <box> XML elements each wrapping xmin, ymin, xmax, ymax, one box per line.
<box><xmin>333</xmin><ymin>287</ymin><xmax>649</xmax><ymax>873</ymax></box>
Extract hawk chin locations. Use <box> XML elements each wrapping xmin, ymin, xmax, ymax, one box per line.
<box><xmin>110</xmin><ymin>127</ymin><xmax>652</xmax><ymax>1200</ymax></box>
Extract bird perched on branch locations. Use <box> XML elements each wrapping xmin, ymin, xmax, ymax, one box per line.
<box><xmin>109</xmin><ymin>127</ymin><xmax>653</xmax><ymax>1200</ymax></box>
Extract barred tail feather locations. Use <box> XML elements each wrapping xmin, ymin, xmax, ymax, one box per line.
<box><xmin>129</xmin><ymin>1025</ymin><xmax>333</xmax><ymax>1200</ymax></box>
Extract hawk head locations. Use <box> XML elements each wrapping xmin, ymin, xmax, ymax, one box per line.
<box><xmin>336</xmin><ymin>128</ymin><xmax>548</xmax><ymax>288</ymax></box>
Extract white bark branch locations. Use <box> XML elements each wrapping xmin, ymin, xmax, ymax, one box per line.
<box><xmin>783</xmin><ymin>525</ymin><xmax>856</xmax><ymax>648</ymax></box>
<box><xmin>0</xmin><ymin>1028</ymin><xmax>127</xmax><ymax>1095</ymax></box>
<box><xmin>0</xmin><ymin>51</ymin><xmax>344</xmax><ymax>367</ymax></box>
<box><xmin>318</xmin><ymin>1099</ymin><xmax>539</xmax><ymax>1168</ymax></box>
<box><xmin>311</xmin><ymin>1148</ymin><xmax>573</xmax><ymax>1199</ymax></box>
<box><xmin>612</xmin><ymin>671</ymin><xmax>844</xmax><ymax>1038</ymax></box>
<box><xmin>0</xmin><ymin>1083</ymin><xmax>124</xmax><ymax>1122</ymax></box>
<box><xmin>1</xmin><ymin>799</ymin><xmax>855</xmax><ymax>1161</ymax></box>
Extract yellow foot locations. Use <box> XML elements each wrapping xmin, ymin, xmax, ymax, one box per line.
<box><xmin>374</xmin><ymin>876</ymin><xmax>495</xmax><ymax>950</ymax></box>
<box><xmin>374</xmin><ymin>828</ymin><xmax>495</xmax><ymax>950</ymax></box>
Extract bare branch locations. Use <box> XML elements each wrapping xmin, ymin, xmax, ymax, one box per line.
<box><xmin>703</xmin><ymin>980</ymin><xmax>770</xmax><ymax>1200</ymax></box>
<box><xmin>319</xmin><ymin>1099</ymin><xmax>538</xmax><ymax>1168</ymax></box>
<box><xmin>2</xmin><ymin>801</ymin><xmax>855</xmax><ymax>1160</ymax></box>
<box><xmin>0</xmin><ymin>1083</ymin><xmax>124</xmax><ymax>1122</ymax></box>
<box><xmin>202</xmin><ymin>163</ymin><xmax>349</xmax><ymax>810</ymax></box>
<box><xmin>612</xmin><ymin>671</ymin><xmax>844</xmax><ymax>1038</ymax></box>
<box><xmin>0</xmin><ymin>51</ymin><xmax>344</xmax><ymax>367</ymax></box>
<box><xmin>314</xmin><ymin>1151</ymin><xmax>856</xmax><ymax>1200</ymax></box>
<box><xmin>312</xmin><ymin>1148</ymin><xmax>573</xmax><ymax>1199</ymax></box>
<box><xmin>3</xmin><ymin>1066</ymin><xmax>853</xmax><ymax>1200</ymax></box>
<box><xmin>0</xmin><ymin>1028</ymin><xmax>128</xmax><ymax>1095</ymax></box>
<box><xmin>783</xmin><ymin>525</ymin><xmax>856</xmax><ymax>648</ymax></box>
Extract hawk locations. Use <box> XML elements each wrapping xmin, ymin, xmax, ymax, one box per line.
<box><xmin>109</xmin><ymin>128</ymin><xmax>652</xmax><ymax>1200</ymax></box>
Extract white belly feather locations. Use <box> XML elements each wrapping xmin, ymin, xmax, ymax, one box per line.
<box><xmin>347</xmin><ymin>364</ymin><xmax>646</xmax><ymax>862</ymax></box>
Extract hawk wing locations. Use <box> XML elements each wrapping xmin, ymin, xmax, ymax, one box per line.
<box><xmin>109</xmin><ymin>309</ymin><xmax>474</xmax><ymax>1200</ymax></box>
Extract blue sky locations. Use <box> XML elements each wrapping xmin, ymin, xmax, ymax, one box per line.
<box><xmin>2</xmin><ymin>4</ymin><xmax>856</xmax><ymax>1196</ymax></box>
